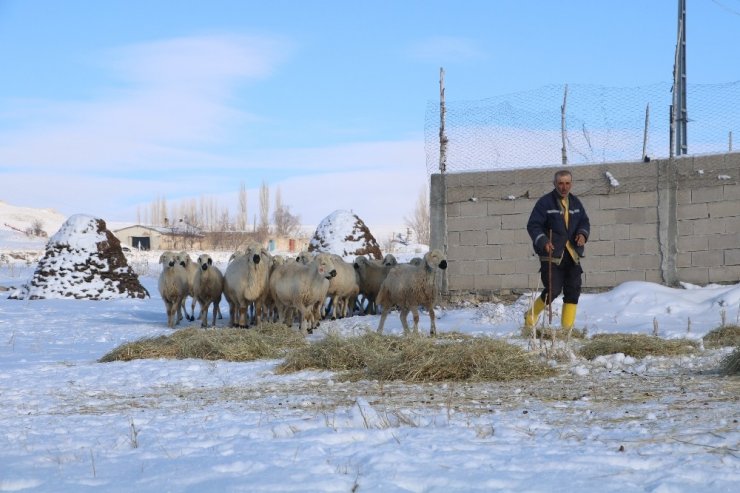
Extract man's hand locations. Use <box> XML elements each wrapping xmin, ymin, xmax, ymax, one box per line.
<box><xmin>575</xmin><ymin>234</ymin><xmax>586</xmax><ymax>247</ymax></box>
<box><xmin>544</xmin><ymin>242</ymin><xmax>554</xmax><ymax>254</ymax></box>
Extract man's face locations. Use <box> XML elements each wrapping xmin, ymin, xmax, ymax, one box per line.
<box><xmin>555</xmin><ymin>174</ymin><xmax>572</xmax><ymax>198</ymax></box>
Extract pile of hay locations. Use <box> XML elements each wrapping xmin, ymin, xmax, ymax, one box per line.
<box><xmin>278</xmin><ymin>332</ymin><xmax>555</xmax><ymax>382</ymax></box>
<box><xmin>703</xmin><ymin>325</ymin><xmax>740</xmax><ymax>349</ymax></box>
<box><xmin>99</xmin><ymin>324</ymin><xmax>306</xmax><ymax>363</ymax></box>
<box><xmin>578</xmin><ymin>333</ymin><xmax>699</xmax><ymax>360</ymax></box>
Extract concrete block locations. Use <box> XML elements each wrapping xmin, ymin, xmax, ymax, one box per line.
<box><xmin>691</xmin><ymin>186</ymin><xmax>725</xmax><ymax>203</ymax></box>
<box><xmin>459</xmin><ymin>200</ymin><xmax>488</xmax><ymax>217</ymax></box>
<box><xmin>677</xmin><ymin>203</ymin><xmax>708</xmax><ymax>220</ymax></box>
<box><xmin>447</xmin><ymin>231</ymin><xmax>460</xmax><ymax>247</ymax></box>
<box><xmin>487</xmin><ymin>259</ymin><xmax>518</xmax><ymax>275</ymax></box>
<box><xmin>725</xmin><ymin>249</ymin><xmax>740</xmax><ymax>266</ymax></box>
<box><xmin>615</xmin><ymin>239</ymin><xmax>649</xmax><ymax>256</ymax></box>
<box><xmin>447</xmin><ymin>245</ymin><xmax>478</xmax><ymax>261</ymax></box>
<box><xmin>709</xmin><ymin>266</ymin><xmax>740</xmax><ymax>283</ymax></box>
<box><xmin>585</xmin><ymin>240</ymin><xmax>615</xmax><ymax>256</ymax></box>
<box><xmin>456</xmin><ymin>259</ymin><xmax>489</xmax><ymax>276</ymax></box>
<box><xmin>725</xmin><ymin>217</ymin><xmax>740</xmax><ymax>234</ymax></box>
<box><xmin>599</xmin><ymin>194</ymin><xmax>631</xmax><ymax>210</ymax></box>
<box><xmin>679</xmin><ymin>267</ymin><xmax>709</xmax><ymax>285</ymax></box>
<box><xmin>501</xmin><ymin>213</ymin><xmax>530</xmax><ymax>230</ymax></box>
<box><xmin>677</xmin><ymin>221</ymin><xmax>693</xmax><ymax>236</ymax></box>
<box><xmin>473</xmin><ymin>274</ymin><xmax>503</xmax><ymax>291</ymax></box>
<box><xmin>500</xmin><ymin>243</ymin><xmax>532</xmax><ymax>260</ymax></box>
<box><xmin>447</xmin><ymin>275</ymin><xmax>473</xmax><ymax>292</ymax></box>
<box><xmin>615</xmin><ymin>208</ymin><xmax>649</xmax><ymax>224</ymax></box>
<box><xmin>723</xmin><ymin>184</ymin><xmax>740</xmax><ymax>200</ymax></box>
<box><xmin>588</xmin><ymin>209</ymin><xmax>617</xmax><ymax>226</ymax></box>
<box><xmin>707</xmin><ymin>234</ymin><xmax>737</xmax><ymax>251</ymax></box>
<box><xmin>708</xmin><ymin>201</ymin><xmax>740</xmax><ymax>218</ymax></box>
<box><xmin>645</xmin><ymin>270</ymin><xmax>664</xmax><ymax>284</ymax></box>
<box><xmin>615</xmin><ymin>270</ymin><xmax>647</xmax><ymax>284</ymax></box>
<box><xmin>597</xmin><ymin>223</ymin><xmax>630</xmax><ymax>241</ymax></box>
<box><xmin>629</xmin><ymin>223</ymin><xmax>658</xmax><ymax>240</ymax></box>
<box><xmin>447</xmin><ymin>202</ymin><xmax>461</xmax><ymax>218</ymax></box>
<box><xmin>584</xmin><ymin>271</ymin><xmax>616</xmax><ymax>288</ymax></box>
<box><xmin>691</xmin><ymin>250</ymin><xmax>724</xmax><ymax>268</ymax></box>
<box><xmin>677</xmin><ymin>236</ymin><xmax>708</xmax><ymax>253</ymax></box>
<box><xmin>460</xmin><ymin>229</ymin><xmax>487</xmax><ymax>246</ymax></box>
<box><xmin>488</xmin><ymin>200</ymin><xmax>518</xmax><ymax>215</ymax></box>
<box><xmin>676</xmin><ymin>252</ymin><xmax>692</xmax><ymax>268</ymax></box>
<box><xmin>629</xmin><ymin>254</ymin><xmax>661</xmax><ymax>270</ymax></box>
<box><xmin>448</xmin><ymin>215</ymin><xmax>499</xmax><ymax>232</ymax></box>
<box><xmin>487</xmin><ymin>229</ymin><xmax>528</xmax><ymax>245</ymax></box>
<box><xmin>691</xmin><ymin>218</ymin><xmax>726</xmax><ymax>235</ymax></box>
<box><xmin>676</xmin><ymin>188</ymin><xmax>691</xmax><ymax>205</ymax></box>
<box><xmin>499</xmin><ymin>274</ymin><xmax>531</xmax><ymax>290</ymax></box>
<box><xmin>629</xmin><ymin>191</ymin><xmax>658</xmax><ymax>208</ymax></box>
<box><xmin>474</xmin><ymin>244</ymin><xmax>502</xmax><ymax>261</ymax></box>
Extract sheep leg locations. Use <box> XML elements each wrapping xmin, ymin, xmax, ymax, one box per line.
<box><xmin>399</xmin><ymin>308</ymin><xmax>411</xmax><ymax>335</ymax></box>
<box><xmin>428</xmin><ymin>306</ymin><xmax>437</xmax><ymax>337</ymax></box>
<box><xmin>377</xmin><ymin>310</ymin><xmax>389</xmax><ymax>334</ymax></box>
<box><xmin>199</xmin><ymin>300</ymin><xmax>209</xmax><ymax>328</ymax></box>
<box><xmin>190</xmin><ymin>297</ymin><xmax>197</xmax><ymax>321</ymax></box>
<box><xmin>410</xmin><ymin>307</ymin><xmax>420</xmax><ymax>335</ymax></box>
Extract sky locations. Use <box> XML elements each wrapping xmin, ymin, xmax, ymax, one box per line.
<box><xmin>0</xmin><ymin>215</ymin><xmax>739</xmax><ymax>492</ymax></box>
<box><xmin>1</xmin><ymin>1</ymin><xmax>740</xmax><ymax>232</ymax></box>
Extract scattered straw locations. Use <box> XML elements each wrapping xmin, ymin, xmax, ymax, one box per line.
<box><xmin>278</xmin><ymin>332</ymin><xmax>555</xmax><ymax>382</ymax></box>
<box><xmin>578</xmin><ymin>333</ymin><xmax>699</xmax><ymax>360</ymax></box>
<box><xmin>703</xmin><ymin>325</ymin><xmax>740</xmax><ymax>349</ymax></box>
<box><xmin>99</xmin><ymin>324</ymin><xmax>307</xmax><ymax>363</ymax></box>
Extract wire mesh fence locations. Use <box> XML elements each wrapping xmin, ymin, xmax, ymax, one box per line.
<box><xmin>425</xmin><ymin>81</ymin><xmax>740</xmax><ymax>174</ymax></box>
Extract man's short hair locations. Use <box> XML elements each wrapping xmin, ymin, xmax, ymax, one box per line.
<box><xmin>553</xmin><ymin>170</ymin><xmax>572</xmax><ymax>184</ymax></box>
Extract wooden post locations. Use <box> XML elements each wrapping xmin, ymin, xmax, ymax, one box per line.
<box><xmin>439</xmin><ymin>67</ymin><xmax>448</xmax><ymax>174</ymax></box>
<box><xmin>561</xmin><ymin>84</ymin><xmax>568</xmax><ymax>165</ymax></box>
<box><xmin>642</xmin><ymin>103</ymin><xmax>650</xmax><ymax>161</ymax></box>
<box><xmin>730</xmin><ymin>131</ymin><xmax>733</xmax><ymax>152</ymax></box>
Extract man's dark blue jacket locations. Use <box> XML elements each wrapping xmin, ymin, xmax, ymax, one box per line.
<box><xmin>526</xmin><ymin>189</ymin><xmax>590</xmax><ymax>262</ymax></box>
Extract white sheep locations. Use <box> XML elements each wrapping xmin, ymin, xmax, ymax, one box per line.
<box><xmin>269</xmin><ymin>253</ymin><xmax>337</xmax><ymax>335</ymax></box>
<box><xmin>176</xmin><ymin>251</ymin><xmax>199</xmax><ymax>322</ymax></box>
<box><xmin>376</xmin><ymin>249</ymin><xmax>448</xmax><ymax>336</ymax></box>
<box><xmin>353</xmin><ymin>254</ymin><xmax>398</xmax><ymax>315</ymax></box>
<box><xmin>325</xmin><ymin>253</ymin><xmax>360</xmax><ymax>319</ymax></box>
<box><xmin>223</xmin><ymin>243</ymin><xmax>273</xmax><ymax>327</ymax></box>
<box><xmin>157</xmin><ymin>251</ymin><xmax>189</xmax><ymax>329</ymax></box>
<box><xmin>193</xmin><ymin>253</ymin><xmax>224</xmax><ymax>328</ymax></box>
<box><xmin>263</xmin><ymin>254</ymin><xmax>286</xmax><ymax>323</ymax></box>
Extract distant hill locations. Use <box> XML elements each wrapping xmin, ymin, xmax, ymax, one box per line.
<box><xmin>0</xmin><ymin>201</ymin><xmax>67</xmax><ymax>251</ymax></box>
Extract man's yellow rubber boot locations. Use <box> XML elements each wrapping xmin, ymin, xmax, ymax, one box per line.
<box><xmin>561</xmin><ymin>303</ymin><xmax>578</xmax><ymax>329</ymax></box>
<box><xmin>524</xmin><ymin>297</ymin><xmax>546</xmax><ymax>328</ymax></box>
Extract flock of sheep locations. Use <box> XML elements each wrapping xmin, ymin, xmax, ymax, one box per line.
<box><xmin>157</xmin><ymin>245</ymin><xmax>448</xmax><ymax>336</ymax></box>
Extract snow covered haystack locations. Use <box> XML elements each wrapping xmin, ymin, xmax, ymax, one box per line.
<box><xmin>8</xmin><ymin>214</ymin><xmax>149</xmax><ymax>300</ymax></box>
<box><xmin>308</xmin><ymin>210</ymin><xmax>383</xmax><ymax>259</ymax></box>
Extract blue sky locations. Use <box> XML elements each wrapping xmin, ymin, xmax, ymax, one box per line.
<box><xmin>1</xmin><ymin>0</ymin><xmax>739</xmax><ymax>232</ymax></box>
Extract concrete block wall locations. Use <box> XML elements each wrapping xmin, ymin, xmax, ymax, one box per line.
<box><xmin>431</xmin><ymin>152</ymin><xmax>740</xmax><ymax>299</ymax></box>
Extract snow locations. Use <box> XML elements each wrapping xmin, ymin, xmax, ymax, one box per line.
<box><xmin>0</xmin><ymin>205</ymin><xmax>738</xmax><ymax>492</ymax></box>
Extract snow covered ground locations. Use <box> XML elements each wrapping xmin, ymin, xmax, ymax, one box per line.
<box><xmin>0</xmin><ymin>225</ymin><xmax>738</xmax><ymax>491</ymax></box>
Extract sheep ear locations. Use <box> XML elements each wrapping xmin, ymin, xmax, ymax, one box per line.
<box><xmin>159</xmin><ymin>254</ymin><xmax>166</xmax><ymax>264</ymax></box>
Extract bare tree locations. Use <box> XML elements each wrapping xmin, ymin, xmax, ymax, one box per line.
<box><xmin>405</xmin><ymin>187</ymin><xmax>430</xmax><ymax>245</ymax></box>
<box><xmin>273</xmin><ymin>186</ymin><xmax>301</xmax><ymax>237</ymax></box>
<box><xmin>237</xmin><ymin>181</ymin><xmax>248</xmax><ymax>231</ymax></box>
<box><xmin>256</xmin><ymin>180</ymin><xmax>270</xmax><ymax>242</ymax></box>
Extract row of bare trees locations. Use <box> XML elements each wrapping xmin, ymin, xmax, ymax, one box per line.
<box><xmin>136</xmin><ymin>181</ymin><xmax>302</xmax><ymax>240</ymax></box>
<box><xmin>135</xmin><ymin>183</ymin><xmax>431</xmax><ymax>246</ymax></box>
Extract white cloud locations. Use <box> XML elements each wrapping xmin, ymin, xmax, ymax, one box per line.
<box><xmin>405</xmin><ymin>36</ymin><xmax>486</xmax><ymax>62</ymax></box>
<box><xmin>0</xmin><ymin>34</ymin><xmax>289</xmax><ymax>172</ymax></box>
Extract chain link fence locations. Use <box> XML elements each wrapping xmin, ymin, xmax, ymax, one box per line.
<box><xmin>425</xmin><ymin>81</ymin><xmax>740</xmax><ymax>174</ymax></box>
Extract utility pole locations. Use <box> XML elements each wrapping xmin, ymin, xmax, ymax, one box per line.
<box><xmin>671</xmin><ymin>0</ymin><xmax>687</xmax><ymax>157</ymax></box>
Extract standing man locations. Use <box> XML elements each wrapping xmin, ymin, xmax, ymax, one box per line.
<box><xmin>525</xmin><ymin>169</ymin><xmax>590</xmax><ymax>330</ymax></box>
